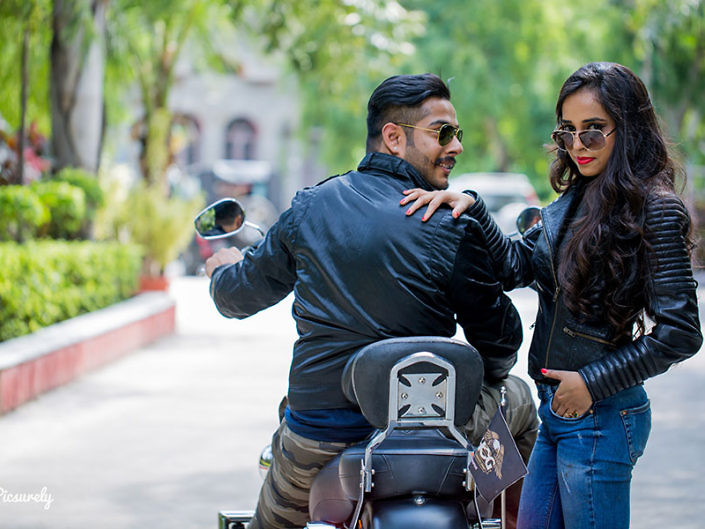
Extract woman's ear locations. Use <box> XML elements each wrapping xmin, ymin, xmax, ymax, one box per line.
<box><xmin>380</xmin><ymin>122</ymin><xmax>406</xmax><ymax>157</ymax></box>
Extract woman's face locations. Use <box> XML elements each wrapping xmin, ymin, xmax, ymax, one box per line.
<box><xmin>559</xmin><ymin>88</ymin><xmax>617</xmax><ymax>178</ymax></box>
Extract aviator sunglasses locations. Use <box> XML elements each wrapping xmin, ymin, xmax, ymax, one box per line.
<box><xmin>397</xmin><ymin>123</ymin><xmax>463</xmax><ymax>146</ymax></box>
<box><xmin>551</xmin><ymin>127</ymin><xmax>616</xmax><ymax>152</ymax></box>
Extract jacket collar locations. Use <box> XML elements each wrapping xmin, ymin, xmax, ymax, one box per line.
<box><xmin>541</xmin><ymin>185</ymin><xmax>580</xmax><ymax>250</ymax></box>
<box><xmin>357</xmin><ymin>152</ymin><xmax>435</xmax><ymax>191</ymax></box>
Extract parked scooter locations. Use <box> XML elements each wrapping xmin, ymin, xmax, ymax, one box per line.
<box><xmin>195</xmin><ymin>199</ymin><xmax>538</xmax><ymax>529</ymax></box>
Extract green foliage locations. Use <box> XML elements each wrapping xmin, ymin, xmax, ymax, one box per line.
<box><xmin>0</xmin><ymin>240</ymin><xmax>142</xmax><ymax>341</ymax></box>
<box><xmin>248</xmin><ymin>0</ymin><xmax>425</xmax><ymax>175</ymax></box>
<box><xmin>383</xmin><ymin>0</ymin><xmax>580</xmax><ymax>199</ymax></box>
<box><xmin>271</xmin><ymin>0</ymin><xmax>705</xmax><ymax>202</ymax></box>
<box><xmin>0</xmin><ymin>185</ymin><xmax>49</xmax><ymax>242</ymax></box>
<box><xmin>3</xmin><ymin>0</ymin><xmax>704</xmax><ymax>205</ymax></box>
<box><xmin>106</xmin><ymin>0</ymin><xmax>235</xmax><ymax>185</ymax></box>
<box><xmin>30</xmin><ymin>180</ymin><xmax>87</xmax><ymax>239</ymax></box>
<box><xmin>623</xmin><ymin>0</ymin><xmax>705</xmax><ymax>167</ymax></box>
<box><xmin>52</xmin><ymin>168</ymin><xmax>105</xmax><ymax>236</ymax></box>
<box><xmin>115</xmin><ymin>182</ymin><xmax>204</xmax><ymax>276</ymax></box>
<box><xmin>0</xmin><ymin>0</ymin><xmax>52</xmax><ymax>132</ymax></box>
<box><xmin>53</xmin><ymin>167</ymin><xmax>104</xmax><ymax>211</ymax></box>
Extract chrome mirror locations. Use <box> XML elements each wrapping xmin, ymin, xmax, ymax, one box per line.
<box><xmin>194</xmin><ymin>198</ymin><xmax>264</xmax><ymax>239</ymax></box>
<box><xmin>516</xmin><ymin>206</ymin><xmax>541</xmax><ymax>235</ymax></box>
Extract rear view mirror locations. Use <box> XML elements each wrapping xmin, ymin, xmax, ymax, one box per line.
<box><xmin>194</xmin><ymin>198</ymin><xmax>246</xmax><ymax>239</ymax></box>
<box><xmin>516</xmin><ymin>206</ymin><xmax>541</xmax><ymax>235</ymax></box>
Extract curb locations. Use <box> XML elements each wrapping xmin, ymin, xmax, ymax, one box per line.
<box><xmin>0</xmin><ymin>292</ymin><xmax>176</xmax><ymax>415</ymax></box>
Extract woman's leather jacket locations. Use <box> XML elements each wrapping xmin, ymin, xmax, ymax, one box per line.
<box><xmin>466</xmin><ymin>186</ymin><xmax>702</xmax><ymax>401</ymax></box>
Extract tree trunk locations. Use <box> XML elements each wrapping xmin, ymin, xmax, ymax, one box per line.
<box><xmin>142</xmin><ymin>106</ymin><xmax>172</xmax><ymax>192</ymax></box>
<box><xmin>50</xmin><ymin>0</ymin><xmax>107</xmax><ymax>173</ymax></box>
<box><xmin>17</xmin><ymin>23</ymin><xmax>29</xmax><ymax>185</ymax></box>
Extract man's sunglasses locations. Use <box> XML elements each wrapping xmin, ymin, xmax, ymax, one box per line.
<box><xmin>397</xmin><ymin>123</ymin><xmax>463</xmax><ymax>146</ymax></box>
<box><xmin>551</xmin><ymin>128</ymin><xmax>616</xmax><ymax>152</ymax></box>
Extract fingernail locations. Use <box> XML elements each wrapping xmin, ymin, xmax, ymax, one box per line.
<box><xmin>541</xmin><ymin>368</ymin><xmax>548</xmax><ymax>374</ymax></box>
<box><xmin>452</xmin><ymin>211</ymin><xmax>459</xmax><ymax>218</ymax></box>
<box><xmin>421</xmin><ymin>216</ymin><xmax>427</xmax><ymax>222</ymax></box>
<box><xmin>406</xmin><ymin>209</ymin><xmax>412</xmax><ymax>216</ymax></box>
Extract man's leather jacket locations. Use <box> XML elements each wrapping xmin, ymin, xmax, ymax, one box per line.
<box><xmin>467</xmin><ymin>186</ymin><xmax>702</xmax><ymax>402</ymax></box>
<box><xmin>210</xmin><ymin>152</ymin><xmax>522</xmax><ymax>411</ymax></box>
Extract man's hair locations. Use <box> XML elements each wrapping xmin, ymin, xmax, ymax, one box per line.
<box><xmin>366</xmin><ymin>73</ymin><xmax>451</xmax><ymax>152</ymax></box>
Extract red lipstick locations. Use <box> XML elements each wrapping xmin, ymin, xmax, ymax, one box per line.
<box><xmin>576</xmin><ymin>157</ymin><xmax>594</xmax><ymax>165</ymax></box>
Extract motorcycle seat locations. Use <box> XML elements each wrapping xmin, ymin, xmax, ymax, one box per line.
<box><xmin>337</xmin><ymin>428</ymin><xmax>472</xmax><ymax>502</ymax></box>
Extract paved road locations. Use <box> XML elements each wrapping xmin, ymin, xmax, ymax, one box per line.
<box><xmin>1</xmin><ymin>276</ymin><xmax>703</xmax><ymax>528</ymax></box>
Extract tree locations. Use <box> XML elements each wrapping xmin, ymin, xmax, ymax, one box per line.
<box><xmin>249</xmin><ymin>0</ymin><xmax>425</xmax><ymax>174</ymax></box>
<box><xmin>396</xmin><ymin>0</ymin><xmax>582</xmax><ymax>198</ymax></box>
<box><xmin>101</xmin><ymin>0</ymin><xmax>424</xmax><ymax>189</ymax></box>
<box><xmin>50</xmin><ymin>0</ymin><xmax>108</xmax><ymax>173</ymax></box>
<box><xmin>0</xmin><ymin>0</ymin><xmax>51</xmax><ymax>184</ymax></box>
<box><xmin>623</xmin><ymin>0</ymin><xmax>705</xmax><ymax>167</ymax></box>
<box><xmin>105</xmin><ymin>0</ymin><xmax>257</xmax><ymax>191</ymax></box>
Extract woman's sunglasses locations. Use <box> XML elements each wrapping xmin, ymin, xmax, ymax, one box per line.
<box><xmin>551</xmin><ymin>128</ymin><xmax>616</xmax><ymax>151</ymax></box>
<box><xmin>397</xmin><ymin>123</ymin><xmax>463</xmax><ymax>146</ymax></box>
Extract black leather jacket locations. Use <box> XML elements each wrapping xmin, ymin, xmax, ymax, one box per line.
<box><xmin>210</xmin><ymin>152</ymin><xmax>522</xmax><ymax>411</ymax></box>
<box><xmin>467</xmin><ymin>186</ymin><xmax>702</xmax><ymax>402</ymax></box>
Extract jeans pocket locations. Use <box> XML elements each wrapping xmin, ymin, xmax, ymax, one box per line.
<box><xmin>620</xmin><ymin>399</ymin><xmax>651</xmax><ymax>464</ymax></box>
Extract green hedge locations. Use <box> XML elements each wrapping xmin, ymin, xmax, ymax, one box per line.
<box><xmin>0</xmin><ymin>240</ymin><xmax>143</xmax><ymax>341</ymax></box>
<box><xmin>31</xmin><ymin>180</ymin><xmax>87</xmax><ymax>239</ymax></box>
<box><xmin>53</xmin><ymin>168</ymin><xmax>105</xmax><ymax>237</ymax></box>
<box><xmin>0</xmin><ymin>186</ymin><xmax>50</xmax><ymax>242</ymax></box>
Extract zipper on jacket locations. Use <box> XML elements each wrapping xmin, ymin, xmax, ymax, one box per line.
<box><xmin>562</xmin><ymin>326</ymin><xmax>615</xmax><ymax>346</ymax></box>
<box><xmin>541</xmin><ymin>212</ymin><xmax>560</xmax><ymax>370</ymax></box>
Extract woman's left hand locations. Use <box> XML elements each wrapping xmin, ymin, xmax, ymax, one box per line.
<box><xmin>542</xmin><ymin>368</ymin><xmax>593</xmax><ymax>418</ymax></box>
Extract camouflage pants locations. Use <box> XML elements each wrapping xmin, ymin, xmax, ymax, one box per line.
<box><xmin>248</xmin><ymin>374</ymin><xmax>538</xmax><ymax>529</ymax></box>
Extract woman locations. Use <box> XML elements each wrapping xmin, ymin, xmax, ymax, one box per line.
<box><xmin>401</xmin><ymin>62</ymin><xmax>702</xmax><ymax>529</ymax></box>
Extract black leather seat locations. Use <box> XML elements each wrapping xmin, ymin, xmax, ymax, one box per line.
<box><xmin>338</xmin><ymin>428</ymin><xmax>471</xmax><ymax>501</ymax></box>
<box><xmin>309</xmin><ymin>455</ymin><xmax>353</xmax><ymax>523</ymax></box>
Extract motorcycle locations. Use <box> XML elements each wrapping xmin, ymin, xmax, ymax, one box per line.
<box><xmin>194</xmin><ymin>199</ymin><xmax>539</xmax><ymax>529</ymax></box>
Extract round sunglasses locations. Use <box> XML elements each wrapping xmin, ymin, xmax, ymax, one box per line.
<box><xmin>397</xmin><ymin>123</ymin><xmax>463</xmax><ymax>146</ymax></box>
<box><xmin>551</xmin><ymin>127</ymin><xmax>616</xmax><ymax>151</ymax></box>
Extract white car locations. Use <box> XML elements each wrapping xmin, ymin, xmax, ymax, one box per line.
<box><xmin>448</xmin><ymin>172</ymin><xmax>540</xmax><ymax>234</ymax></box>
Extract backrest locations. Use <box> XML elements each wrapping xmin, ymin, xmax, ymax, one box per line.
<box><xmin>342</xmin><ymin>337</ymin><xmax>484</xmax><ymax>429</ymax></box>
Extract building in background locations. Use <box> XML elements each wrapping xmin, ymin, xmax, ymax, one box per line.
<box><xmin>111</xmin><ymin>38</ymin><xmax>327</xmax><ymax>213</ymax></box>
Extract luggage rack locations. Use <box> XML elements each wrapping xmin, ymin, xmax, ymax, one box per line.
<box><xmin>218</xmin><ymin>510</ymin><xmax>253</xmax><ymax>529</ymax></box>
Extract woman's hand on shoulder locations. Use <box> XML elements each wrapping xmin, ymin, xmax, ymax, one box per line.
<box><xmin>400</xmin><ymin>188</ymin><xmax>475</xmax><ymax>222</ymax></box>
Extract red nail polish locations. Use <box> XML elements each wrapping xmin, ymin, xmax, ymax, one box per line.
<box><xmin>406</xmin><ymin>209</ymin><xmax>412</xmax><ymax>216</ymax></box>
<box><xmin>452</xmin><ymin>211</ymin><xmax>459</xmax><ymax>218</ymax></box>
<box><xmin>541</xmin><ymin>368</ymin><xmax>548</xmax><ymax>374</ymax></box>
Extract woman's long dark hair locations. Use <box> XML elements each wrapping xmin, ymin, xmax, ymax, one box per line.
<box><xmin>550</xmin><ymin>62</ymin><xmax>680</xmax><ymax>338</ymax></box>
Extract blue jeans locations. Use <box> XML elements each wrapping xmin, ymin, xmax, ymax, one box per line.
<box><xmin>517</xmin><ymin>383</ymin><xmax>651</xmax><ymax>529</ymax></box>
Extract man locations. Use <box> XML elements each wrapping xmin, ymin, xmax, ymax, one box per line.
<box><xmin>206</xmin><ymin>73</ymin><xmax>538</xmax><ymax>529</ymax></box>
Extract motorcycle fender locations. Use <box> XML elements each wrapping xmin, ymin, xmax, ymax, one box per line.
<box><xmin>363</xmin><ymin>497</ymin><xmax>469</xmax><ymax>529</ymax></box>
